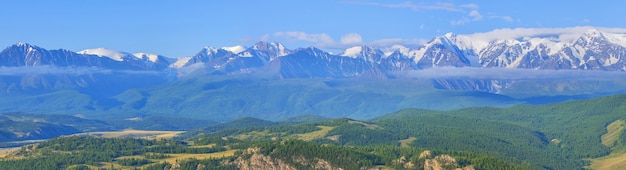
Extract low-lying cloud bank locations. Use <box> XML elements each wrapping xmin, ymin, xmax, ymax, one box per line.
<box><xmin>0</xmin><ymin>66</ymin><xmax>159</xmax><ymax>76</ymax></box>
<box><xmin>399</xmin><ymin>67</ymin><xmax>626</xmax><ymax>81</ymax></box>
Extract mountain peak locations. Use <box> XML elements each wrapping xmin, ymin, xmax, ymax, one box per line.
<box><xmin>444</xmin><ymin>32</ymin><xmax>457</xmax><ymax>39</ymax></box>
<box><xmin>583</xmin><ymin>29</ymin><xmax>603</xmax><ymax>37</ymax></box>
<box><xmin>580</xmin><ymin>29</ymin><xmax>608</xmax><ymax>40</ymax></box>
<box><xmin>247</xmin><ymin>41</ymin><xmax>291</xmax><ymax>59</ymax></box>
<box><xmin>221</xmin><ymin>45</ymin><xmax>246</xmax><ymax>54</ymax></box>
<box><xmin>252</xmin><ymin>41</ymin><xmax>285</xmax><ymax>50</ymax></box>
<box><xmin>201</xmin><ymin>46</ymin><xmax>227</xmax><ymax>55</ymax></box>
<box><xmin>203</xmin><ymin>46</ymin><xmax>218</xmax><ymax>51</ymax></box>
<box><xmin>15</xmin><ymin>42</ymin><xmax>30</xmax><ymax>47</ymax></box>
<box><xmin>296</xmin><ymin>46</ymin><xmax>326</xmax><ymax>56</ymax></box>
<box><xmin>575</xmin><ymin>29</ymin><xmax>609</xmax><ymax>46</ymax></box>
<box><xmin>11</xmin><ymin>42</ymin><xmax>40</xmax><ymax>49</ymax></box>
<box><xmin>78</xmin><ymin>48</ymin><xmax>133</xmax><ymax>62</ymax></box>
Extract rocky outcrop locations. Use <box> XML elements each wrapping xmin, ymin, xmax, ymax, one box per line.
<box><xmin>419</xmin><ymin>150</ymin><xmax>432</xmax><ymax>159</ymax></box>
<box><xmin>234</xmin><ymin>147</ymin><xmax>296</xmax><ymax>170</ymax></box>
<box><xmin>424</xmin><ymin>154</ymin><xmax>458</xmax><ymax>170</ymax></box>
<box><xmin>392</xmin><ymin>156</ymin><xmax>416</xmax><ymax>169</ymax></box>
<box><xmin>292</xmin><ymin>155</ymin><xmax>343</xmax><ymax>170</ymax></box>
<box><xmin>423</xmin><ymin>154</ymin><xmax>475</xmax><ymax>170</ymax></box>
<box><xmin>233</xmin><ymin>147</ymin><xmax>345</xmax><ymax>170</ymax></box>
<box><xmin>417</xmin><ymin>150</ymin><xmax>475</xmax><ymax>170</ymax></box>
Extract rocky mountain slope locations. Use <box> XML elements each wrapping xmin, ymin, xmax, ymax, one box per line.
<box><xmin>2</xmin><ymin>28</ymin><xmax>625</xmax><ymax>93</ymax></box>
<box><xmin>1</xmin><ymin>27</ymin><xmax>625</xmax><ymax>121</ymax></box>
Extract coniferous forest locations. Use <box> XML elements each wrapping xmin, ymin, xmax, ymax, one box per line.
<box><xmin>0</xmin><ymin>93</ymin><xmax>625</xmax><ymax>169</ymax></box>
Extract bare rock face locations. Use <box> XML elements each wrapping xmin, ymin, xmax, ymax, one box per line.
<box><xmin>292</xmin><ymin>155</ymin><xmax>343</xmax><ymax>170</ymax></box>
<box><xmin>419</xmin><ymin>150</ymin><xmax>433</xmax><ymax>159</ymax></box>
<box><xmin>424</xmin><ymin>154</ymin><xmax>458</xmax><ymax>170</ymax></box>
<box><xmin>233</xmin><ymin>147</ymin><xmax>345</xmax><ymax>170</ymax></box>
<box><xmin>234</xmin><ymin>147</ymin><xmax>296</xmax><ymax>170</ymax></box>
<box><xmin>392</xmin><ymin>156</ymin><xmax>416</xmax><ymax>169</ymax></box>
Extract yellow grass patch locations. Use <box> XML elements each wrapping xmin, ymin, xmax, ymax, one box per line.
<box><xmin>588</xmin><ymin>119</ymin><xmax>626</xmax><ymax>170</ymax></box>
<box><xmin>235</xmin><ymin>130</ymin><xmax>270</xmax><ymax>140</ymax></box>
<box><xmin>158</xmin><ymin>150</ymin><xmax>238</xmax><ymax>164</ymax></box>
<box><xmin>399</xmin><ymin>137</ymin><xmax>417</xmax><ymax>147</ymax></box>
<box><xmin>293</xmin><ymin>126</ymin><xmax>334</xmax><ymax>141</ymax></box>
<box><xmin>588</xmin><ymin>153</ymin><xmax>626</xmax><ymax>170</ymax></box>
<box><xmin>190</xmin><ymin>143</ymin><xmax>217</xmax><ymax>148</ymax></box>
<box><xmin>0</xmin><ymin>147</ymin><xmax>20</xmax><ymax>159</ymax></box>
<box><xmin>96</xmin><ymin>150</ymin><xmax>237</xmax><ymax>169</ymax></box>
<box><xmin>601</xmin><ymin>120</ymin><xmax>625</xmax><ymax>147</ymax></box>
<box><xmin>83</xmin><ymin>129</ymin><xmax>184</xmax><ymax>139</ymax></box>
<box><xmin>97</xmin><ymin>162</ymin><xmax>124</xmax><ymax>169</ymax></box>
<box><xmin>114</xmin><ymin>155</ymin><xmax>145</xmax><ymax>160</ymax></box>
<box><xmin>348</xmin><ymin>120</ymin><xmax>381</xmax><ymax>130</ymax></box>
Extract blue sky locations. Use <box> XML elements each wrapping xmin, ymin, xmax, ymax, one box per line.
<box><xmin>1</xmin><ymin>0</ymin><xmax>624</xmax><ymax>58</ymax></box>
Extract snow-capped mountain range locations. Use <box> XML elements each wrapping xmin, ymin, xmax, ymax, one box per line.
<box><xmin>174</xmin><ymin>28</ymin><xmax>626</xmax><ymax>73</ymax></box>
<box><xmin>1</xmin><ymin>27</ymin><xmax>625</xmax><ymax>93</ymax></box>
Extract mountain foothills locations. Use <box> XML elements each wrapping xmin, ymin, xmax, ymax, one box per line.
<box><xmin>1</xmin><ymin>28</ymin><xmax>626</xmax><ymax>123</ymax></box>
<box><xmin>1</xmin><ymin>93</ymin><xmax>625</xmax><ymax>169</ymax></box>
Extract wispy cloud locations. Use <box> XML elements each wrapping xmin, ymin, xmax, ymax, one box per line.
<box><xmin>466</xmin><ymin>26</ymin><xmax>626</xmax><ymax>43</ymax></box>
<box><xmin>451</xmin><ymin>10</ymin><xmax>483</xmax><ymax>25</ymax></box>
<box><xmin>342</xmin><ymin>1</ymin><xmax>472</xmax><ymax>12</ymax></box>
<box><xmin>176</xmin><ymin>63</ymin><xmax>206</xmax><ymax>77</ymax></box>
<box><xmin>399</xmin><ymin>67</ymin><xmax>626</xmax><ymax>80</ymax></box>
<box><xmin>0</xmin><ymin>66</ymin><xmax>158</xmax><ymax>76</ymax></box>
<box><xmin>236</xmin><ymin>34</ymin><xmax>271</xmax><ymax>44</ymax></box>
<box><xmin>368</xmin><ymin>38</ymin><xmax>426</xmax><ymax>48</ymax></box>
<box><xmin>273</xmin><ymin>32</ymin><xmax>335</xmax><ymax>45</ymax></box>
<box><xmin>489</xmin><ymin>15</ymin><xmax>513</xmax><ymax>22</ymax></box>
<box><xmin>340</xmin><ymin>33</ymin><xmax>363</xmax><ymax>44</ymax></box>
<box><xmin>345</xmin><ymin>1</ymin><xmax>512</xmax><ymax>26</ymax></box>
<box><xmin>272</xmin><ymin>31</ymin><xmax>425</xmax><ymax>50</ymax></box>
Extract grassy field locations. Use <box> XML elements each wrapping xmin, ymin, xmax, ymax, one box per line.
<box><xmin>0</xmin><ymin>147</ymin><xmax>20</xmax><ymax>159</ymax></box>
<box><xmin>190</xmin><ymin>143</ymin><xmax>217</xmax><ymax>148</ymax></box>
<box><xmin>589</xmin><ymin>153</ymin><xmax>626</xmax><ymax>170</ymax></box>
<box><xmin>91</xmin><ymin>150</ymin><xmax>239</xmax><ymax>169</ymax></box>
<box><xmin>348</xmin><ymin>120</ymin><xmax>381</xmax><ymax>130</ymax></box>
<box><xmin>601</xmin><ymin>120</ymin><xmax>625</xmax><ymax>147</ymax></box>
<box><xmin>82</xmin><ymin>129</ymin><xmax>184</xmax><ymax>139</ymax></box>
<box><xmin>588</xmin><ymin>119</ymin><xmax>626</xmax><ymax>170</ymax></box>
<box><xmin>159</xmin><ymin>150</ymin><xmax>238</xmax><ymax>164</ymax></box>
<box><xmin>293</xmin><ymin>126</ymin><xmax>334</xmax><ymax>141</ymax></box>
<box><xmin>399</xmin><ymin>137</ymin><xmax>417</xmax><ymax>147</ymax></box>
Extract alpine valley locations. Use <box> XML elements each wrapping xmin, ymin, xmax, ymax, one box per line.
<box><xmin>0</xmin><ymin>28</ymin><xmax>625</xmax><ymax>133</ymax></box>
<box><xmin>2</xmin><ymin>27</ymin><xmax>626</xmax><ymax>169</ymax></box>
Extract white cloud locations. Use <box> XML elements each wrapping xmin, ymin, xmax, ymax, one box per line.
<box><xmin>273</xmin><ymin>31</ymin><xmax>335</xmax><ymax>45</ymax></box>
<box><xmin>368</xmin><ymin>38</ymin><xmax>426</xmax><ymax>49</ymax></box>
<box><xmin>0</xmin><ymin>66</ymin><xmax>158</xmax><ymax>76</ymax></box>
<box><xmin>399</xmin><ymin>67</ymin><xmax>626</xmax><ymax>80</ymax></box>
<box><xmin>490</xmin><ymin>15</ymin><xmax>513</xmax><ymax>22</ymax></box>
<box><xmin>452</xmin><ymin>26</ymin><xmax>626</xmax><ymax>52</ymax></box>
<box><xmin>469</xmin><ymin>10</ymin><xmax>482</xmax><ymax>20</ymax></box>
<box><xmin>466</xmin><ymin>26</ymin><xmax>626</xmax><ymax>43</ymax></box>
<box><xmin>260</xmin><ymin>34</ymin><xmax>270</xmax><ymax>41</ymax></box>
<box><xmin>270</xmin><ymin>31</ymin><xmax>426</xmax><ymax>50</ymax></box>
<box><xmin>451</xmin><ymin>10</ymin><xmax>483</xmax><ymax>25</ymax></box>
<box><xmin>460</xmin><ymin>3</ymin><xmax>479</xmax><ymax>10</ymax></box>
<box><xmin>236</xmin><ymin>34</ymin><xmax>271</xmax><ymax>43</ymax></box>
<box><xmin>344</xmin><ymin>1</ymin><xmax>479</xmax><ymax>12</ymax></box>
<box><xmin>340</xmin><ymin>33</ymin><xmax>363</xmax><ymax>44</ymax></box>
<box><xmin>345</xmin><ymin>1</ymin><xmax>509</xmax><ymax>26</ymax></box>
<box><xmin>176</xmin><ymin>63</ymin><xmax>205</xmax><ymax>77</ymax></box>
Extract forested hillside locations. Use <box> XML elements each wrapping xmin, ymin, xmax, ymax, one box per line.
<box><xmin>1</xmin><ymin>93</ymin><xmax>625</xmax><ymax>169</ymax></box>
